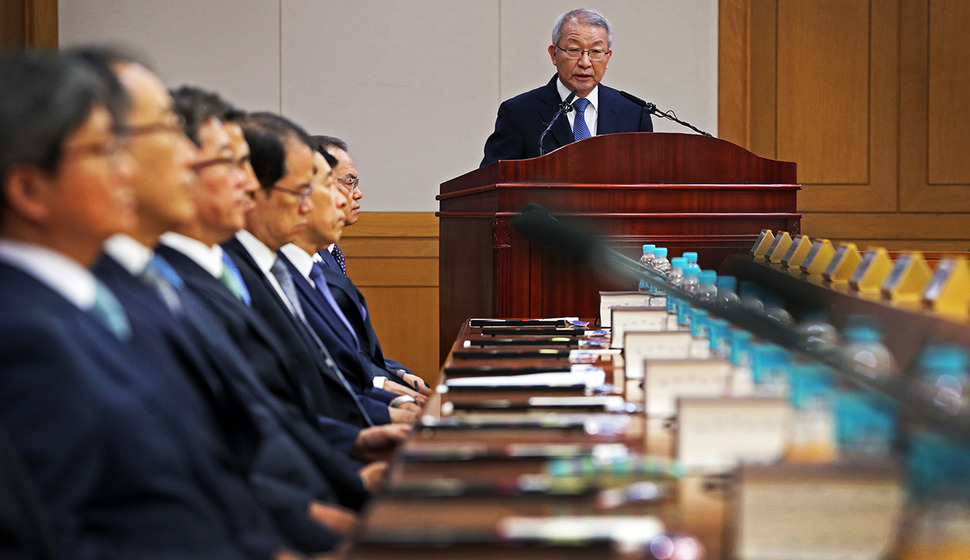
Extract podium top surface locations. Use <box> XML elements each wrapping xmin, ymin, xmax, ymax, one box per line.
<box><xmin>440</xmin><ymin>132</ymin><xmax>796</xmax><ymax>196</ymax></box>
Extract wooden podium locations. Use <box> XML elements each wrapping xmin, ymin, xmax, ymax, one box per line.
<box><xmin>437</xmin><ymin>132</ymin><xmax>799</xmax><ymax>357</ymax></box>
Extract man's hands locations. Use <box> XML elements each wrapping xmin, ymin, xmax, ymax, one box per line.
<box><xmin>398</xmin><ymin>371</ymin><xmax>433</xmax><ymax>396</ymax></box>
<box><xmin>351</xmin><ymin>423</ymin><xmax>411</xmax><ymax>462</ymax></box>
<box><xmin>358</xmin><ymin>461</ymin><xmax>388</xmax><ymax>491</ymax></box>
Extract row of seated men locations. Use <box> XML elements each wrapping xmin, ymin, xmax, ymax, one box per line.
<box><xmin>0</xmin><ymin>47</ymin><xmax>432</xmax><ymax>559</ymax></box>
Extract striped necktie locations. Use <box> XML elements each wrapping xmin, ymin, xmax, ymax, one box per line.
<box><xmin>219</xmin><ymin>251</ymin><xmax>251</xmax><ymax>305</ymax></box>
<box><xmin>573</xmin><ymin>97</ymin><xmax>591</xmax><ymax>141</ymax></box>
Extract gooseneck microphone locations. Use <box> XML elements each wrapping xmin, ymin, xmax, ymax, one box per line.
<box><xmin>538</xmin><ymin>89</ymin><xmax>578</xmax><ymax>156</ymax></box>
<box><xmin>619</xmin><ymin>91</ymin><xmax>713</xmax><ymax>137</ymax></box>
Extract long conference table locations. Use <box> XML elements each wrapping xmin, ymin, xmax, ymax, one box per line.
<box><xmin>343</xmin><ymin>318</ymin><xmax>725</xmax><ymax>560</ymax></box>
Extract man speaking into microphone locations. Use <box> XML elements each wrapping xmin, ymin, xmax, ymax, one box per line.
<box><xmin>480</xmin><ymin>7</ymin><xmax>653</xmax><ymax>166</ymax></box>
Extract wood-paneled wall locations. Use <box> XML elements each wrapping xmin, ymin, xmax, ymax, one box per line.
<box><xmin>339</xmin><ymin>212</ymin><xmax>441</xmax><ymax>380</ymax></box>
<box><xmin>0</xmin><ymin>0</ymin><xmax>57</xmax><ymax>48</ymax></box>
<box><xmin>720</xmin><ymin>0</ymin><xmax>970</xmax><ymax>251</ymax></box>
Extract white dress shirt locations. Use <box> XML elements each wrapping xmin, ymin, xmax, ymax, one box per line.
<box><xmin>558</xmin><ymin>79</ymin><xmax>599</xmax><ymax>137</ymax></box>
<box><xmin>0</xmin><ymin>239</ymin><xmax>99</xmax><ymax>310</ymax></box>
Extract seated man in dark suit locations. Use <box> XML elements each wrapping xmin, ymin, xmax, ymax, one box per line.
<box><xmin>84</xmin><ymin>61</ymin><xmax>390</xmax><ymax>552</ymax></box>
<box><xmin>0</xmin><ymin>49</ymin><xmax>284</xmax><ymax>560</ymax></box>
<box><xmin>278</xmin><ymin>147</ymin><xmax>426</xmax><ymax>408</ymax></box>
<box><xmin>312</xmin><ymin>136</ymin><xmax>432</xmax><ymax>397</ymax></box>
<box><xmin>157</xmin><ymin>86</ymin><xmax>406</xmax><ymax>467</ymax></box>
<box><xmin>222</xmin><ymin>112</ymin><xmax>417</xmax><ymax>427</ymax></box>
<box><xmin>481</xmin><ymin>7</ymin><xmax>653</xmax><ymax>166</ymax></box>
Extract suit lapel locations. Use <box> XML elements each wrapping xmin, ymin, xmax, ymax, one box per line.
<box><xmin>596</xmin><ymin>85</ymin><xmax>620</xmax><ymax>134</ymax></box>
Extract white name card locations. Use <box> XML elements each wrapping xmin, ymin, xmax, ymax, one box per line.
<box><xmin>641</xmin><ymin>358</ymin><xmax>730</xmax><ymax>415</ymax></box>
<box><xmin>676</xmin><ymin>397</ymin><xmax>790</xmax><ymax>471</ymax></box>
<box><xmin>610</xmin><ymin>307</ymin><xmax>669</xmax><ymax>349</ymax></box>
<box><xmin>624</xmin><ymin>332</ymin><xmax>698</xmax><ymax>381</ymax></box>
<box><xmin>734</xmin><ymin>464</ymin><xmax>904</xmax><ymax>560</ymax></box>
<box><xmin>599</xmin><ymin>292</ymin><xmax>655</xmax><ymax>327</ymax></box>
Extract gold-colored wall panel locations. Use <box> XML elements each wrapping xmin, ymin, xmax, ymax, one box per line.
<box><xmin>357</xmin><ymin>286</ymin><xmax>440</xmax><ymax>382</ymax></box>
<box><xmin>928</xmin><ymin>0</ymin><xmax>970</xmax><ymax>184</ymax></box>
<box><xmin>342</xmin><ymin>212</ymin><xmax>442</xmax><ymax>378</ymax></box>
<box><xmin>900</xmin><ymin>0</ymin><xmax>970</xmax><ymax>211</ymax></box>
<box><xmin>802</xmin><ymin>212</ymin><xmax>970</xmax><ymax>251</ymax></box>
<box><xmin>777</xmin><ymin>0</ymin><xmax>870</xmax><ymax>186</ymax></box>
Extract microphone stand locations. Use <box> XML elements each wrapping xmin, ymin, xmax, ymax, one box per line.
<box><xmin>538</xmin><ymin>89</ymin><xmax>578</xmax><ymax>156</ymax></box>
<box><xmin>619</xmin><ymin>91</ymin><xmax>712</xmax><ymax>137</ymax></box>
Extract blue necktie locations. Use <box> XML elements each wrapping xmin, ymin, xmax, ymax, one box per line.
<box><xmin>141</xmin><ymin>254</ymin><xmax>183</xmax><ymax>315</ymax></box>
<box><xmin>92</xmin><ymin>281</ymin><xmax>131</xmax><ymax>340</ymax></box>
<box><xmin>573</xmin><ymin>97</ymin><xmax>591</xmax><ymax>141</ymax></box>
<box><xmin>273</xmin><ymin>256</ymin><xmax>374</xmax><ymax>426</ymax></box>
<box><xmin>332</xmin><ymin>244</ymin><xmax>347</xmax><ymax>275</ymax></box>
<box><xmin>310</xmin><ymin>261</ymin><xmax>360</xmax><ymax>350</ymax></box>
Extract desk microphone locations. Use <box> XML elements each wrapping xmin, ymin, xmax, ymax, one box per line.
<box><xmin>538</xmin><ymin>89</ymin><xmax>577</xmax><ymax>156</ymax></box>
<box><xmin>619</xmin><ymin>90</ymin><xmax>713</xmax><ymax>137</ymax></box>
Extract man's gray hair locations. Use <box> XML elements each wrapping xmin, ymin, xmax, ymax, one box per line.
<box><xmin>551</xmin><ymin>8</ymin><xmax>613</xmax><ymax>49</ymax></box>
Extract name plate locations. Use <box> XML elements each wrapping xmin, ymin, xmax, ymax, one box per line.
<box><xmin>642</xmin><ymin>359</ymin><xmax>730</xmax><ymax>416</ymax></box>
<box><xmin>676</xmin><ymin>397</ymin><xmax>790</xmax><ymax>471</ymax></box>
<box><xmin>734</xmin><ymin>464</ymin><xmax>904</xmax><ymax>560</ymax></box>
<box><xmin>599</xmin><ymin>291</ymin><xmax>655</xmax><ymax>328</ymax></box>
<box><xmin>624</xmin><ymin>331</ymin><xmax>697</xmax><ymax>380</ymax></box>
<box><xmin>610</xmin><ymin>307</ymin><xmax>669</xmax><ymax>349</ymax></box>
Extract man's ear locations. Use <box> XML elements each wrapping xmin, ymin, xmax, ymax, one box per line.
<box><xmin>2</xmin><ymin>164</ymin><xmax>54</xmax><ymax>224</ymax></box>
<box><xmin>548</xmin><ymin>44</ymin><xmax>557</xmax><ymax>64</ymax></box>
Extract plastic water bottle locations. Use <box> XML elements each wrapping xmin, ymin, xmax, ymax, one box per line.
<box><xmin>651</xmin><ymin>247</ymin><xmax>671</xmax><ymax>275</ymax></box>
<box><xmin>696</xmin><ymin>270</ymin><xmax>718</xmax><ymax>302</ymax></box>
<box><xmin>915</xmin><ymin>344</ymin><xmax>970</xmax><ymax>416</ymax></box>
<box><xmin>666</xmin><ymin>257</ymin><xmax>687</xmax><ymax>317</ymax></box>
<box><xmin>649</xmin><ymin>247</ymin><xmax>671</xmax><ymax>296</ymax></box>
<box><xmin>794</xmin><ymin>309</ymin><xmax>841</xmax><ymax>359</ymax></box>
<box><xmin>739</xmin><ymin>281</ymin><xmax>766</xmax><ymax>314</ymax></box>
<box><xmin>682</xmin><ymin>251</ymin><xmax>698</xmax><ymax>267</ymax></box>
<box><xmin>838</xmin><ymin>315</ymin><xmax>896</xmax><ymax>381</ymax></box>
<box><xmin>715</xmin><ymin>275</ymin><xmax>740</xmax><ymax>307</ymax></box>
<box><xmin>677</xmin><ymin>265</ymin><xmax>701</xmax><ymax>328</ymax></box>
<box><xmin>638</xmin><ymin>244</ymin><xmax>656</xmax><ymax>292</ymax></box>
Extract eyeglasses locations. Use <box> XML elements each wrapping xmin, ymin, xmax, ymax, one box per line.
<box><xmin>190</xmin><ymin>156</ymin><xmax>235</xmax><ymax>173</ymax></box>
<box><xmin>62</xmin><ymin>136</ymin><xmax>130</xmax><ymax>164</ymax></box>
<box><xmin>126</xmin><ymin>113</ymin><xmax>185</xmax><ymax>138</ymax></box>
<box><xmin>190</xmin><ymin>154</ymin><xmax>252</xmax><ymax>174</ymax></box>
<box><xmin>271</xmin><ymin>182</ymin><xmax>314</xmax><ymax>205</ymax></box>
<box><xmin>555</xmin><ymin>45</ymin><xmax>610</xmax><ymax>61</ymax></box>
<box><xmin>336</xmin><ymin>176</ymin><xmax>359</xmax><ymax>190</ymax></box>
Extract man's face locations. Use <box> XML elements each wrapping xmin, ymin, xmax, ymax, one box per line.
<box><xmin>116</xmin><ymin>62</ymin><xmax>198</xmax><ymax>236</ymax></box>
<box><xmin>303</xmin><ymin>151</ymin><xmax>347</xmax><ymax>248</ymax></box>
<box><xmin>225</xmin><ymin>122</ymin><xmax>259</xmax><ymax>215</ymax></box>
<box><xmin>190</xmin><ymin>117</ymin><xmax>249</xmax><ymax>244</ymax></box>
<box><xmin>43</xmin><ymin>105</ymin><xmax>137</xmax><ymax>254</ymax></box>
<box><xmin>328</xmin><ymin>147</ymin><xmax>361</xmax><ymax>226</ymax></box>
<box><xmin>547</xmin><ymin>19</ymin><xmax>611</xmax><ymax>98</ymax></box>
<box><xmin>248</xmin><ymin>137</ymin><xmax>314</xmax><ymax>250</ymax></box>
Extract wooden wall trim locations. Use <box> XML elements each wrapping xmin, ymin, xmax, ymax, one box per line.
<box><xmin>0</xmin><ymin>0</ymin><xmax>57</xmax><ymax>48</ymax></box>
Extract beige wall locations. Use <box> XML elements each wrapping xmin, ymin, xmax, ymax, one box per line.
<box><xmin>59</xmin><ymin>0</ymin><xmax>719</xmax><ymax>213</ymax></box>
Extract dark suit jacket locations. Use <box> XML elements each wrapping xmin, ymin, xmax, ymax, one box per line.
<box><xmin>155</xmin><ymin>244</ymin><xmax>370</xmax><ymax>509</ymax></box>
<box><xmin>0</xmin><ymin>261</ymin><xmax>273</xmax><ymax>560</ymax></box>
<box><xmin>94</xmin><ymin>254</ymin><xmax>349</xmax><ymax>553</ymax></box>
<box><xmin>313</xmin><ymin>254</ymin><xmax>411</xmax><ymax>382</ymax></box>
<box><xmin>279</xmin><ymin>254</ymin><xmax>396</xmax><ymax>417</ymax></box>
<box><xmin>481</xmin><ymin>75</ymin><xmax>653</xmax><ymax>166</ymax></box>
<box><xmin>0</xmin><ymin>425</ymin><xmax>56</xmax><ymax>560</ymax></box>
<box><xmin>222</xmin><ymin>238</ymin><xmax>371</xmax><ymax>429</ymax></box>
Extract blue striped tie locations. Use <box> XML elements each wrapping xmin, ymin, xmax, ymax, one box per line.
<box><xmin>573</xmin><ymin>97</ymin><xmax>591</xmax><ymax>141</ymax></box>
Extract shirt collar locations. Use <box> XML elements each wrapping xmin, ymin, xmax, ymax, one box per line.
<box><xmin>279</xmin><ymin>243</ymin><xmax>315</xmax><ymax>281</ymax></box>
<box><xmin>159</xmin><ymin>231</ymin><xmax>224</xmax><ymax>278</ymax></box>
<box><xmin>557</xmin><ymin>79</ymin><xmax>599</xmax><ymax>112</ymax></box>
<box><xmin>102</xmin><ymin>234</ymin><xmax>155</xmax><ymax>276</ymax></box>
<box><xmin>0</xmin><ymin>239</ymin><xmax>98</xmax><ymax>310</ymax></box>
<box><xmin>235</xmin><ymin>229</ymin><xmax>278</xmax><ymax>275</ymax></box>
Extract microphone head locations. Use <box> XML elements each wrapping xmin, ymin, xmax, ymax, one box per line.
<box><xmin>513</xmin><ymin>204</ymin><xmax>602</xmax><ymax>259</ymax></box>
<box><xmin>564</xmin><ymin>89</ymin><xmax>578</xmax><ymax>104</ymax></box>
<box><xmin>619</xmin><ymin>90</ymin><xmax>647</xmax><ymax>108</ymax></box>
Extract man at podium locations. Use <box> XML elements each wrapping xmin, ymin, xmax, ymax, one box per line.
<box><xmin>480</xmin><ymin>8</ymin><xmax>653</xmax><ymax>166</ymax></box>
